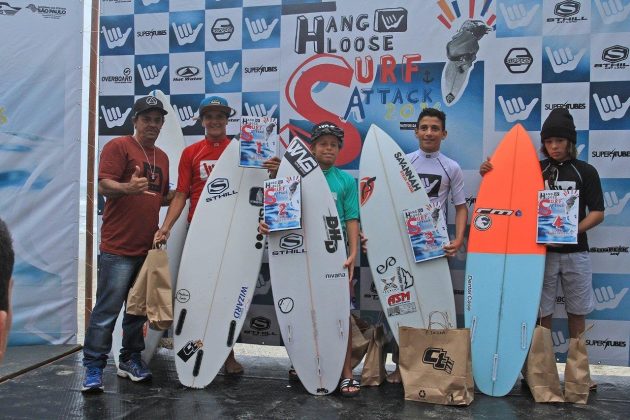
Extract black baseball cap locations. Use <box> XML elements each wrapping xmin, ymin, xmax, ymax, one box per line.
<box><xmin>133</xmin><ymin>95</ymin><xmax>168</xmax><ymax>117</ymax></box>
<box><xmin>310</xmin><ymin>121</ymin><xmax>344</xmax><ymax>147</ymax></box>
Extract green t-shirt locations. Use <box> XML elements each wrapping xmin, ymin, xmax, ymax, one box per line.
<box><xmin>322</xmin><ymin>166</ymin><xmax>359</xmax><ymax>224</ymax></box>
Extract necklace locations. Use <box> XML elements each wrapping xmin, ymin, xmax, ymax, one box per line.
<box><xmin>133</xmin><ymin>136</ymin><xmax>156</xmax><ymax>181</ymax></box>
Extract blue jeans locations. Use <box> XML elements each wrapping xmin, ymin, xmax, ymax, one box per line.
<box><xmin>83</xmin><ymin>252</ymin><xmax>147</xmax><ymax>369</ymax></box>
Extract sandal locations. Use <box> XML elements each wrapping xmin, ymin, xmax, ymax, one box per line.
<box><xmin>339</xmin><ymin>378</ymin><xmax>360</xmax><ymax>398</ymax></box>
<box><xmin>288</xmin><ymin>367</ymin><xmax>299</xmax><ymax>382</ymax></box>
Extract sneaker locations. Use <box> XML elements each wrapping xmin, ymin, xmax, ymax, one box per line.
<box><xmin>81</xmin><ymin>367</ymin><xmax>104</xmax><ymax>393</ymax></box>
<box><xmin>117</xmin><ymin>356</ymin><xmax>152</xmax><ymax>382</ymax></box>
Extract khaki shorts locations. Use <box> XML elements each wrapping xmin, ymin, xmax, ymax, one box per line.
<box><xmin>540</xmin><ymin>251</ymin><xmax>595</xmax><ymax>317</ymax></box>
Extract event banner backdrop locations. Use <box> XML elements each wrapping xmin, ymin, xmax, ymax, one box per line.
<box><xmin>0</xmin><ymin>1</ymin><xmax>83</xmax><ymax>345</ymax></box>
<box><xmin>98</xmin><ymin>0</ymin><xmax>630</xmax><ymax>366</ymax></box>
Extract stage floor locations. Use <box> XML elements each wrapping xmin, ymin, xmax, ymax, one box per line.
<box><xmin>1</xmin><ymin>346</ymin><xmax>629</xmax><ymax>419</ymax></box>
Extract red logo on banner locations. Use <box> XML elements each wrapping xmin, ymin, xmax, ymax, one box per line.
<box><xmin>286</xmin><ymin>54</ymin><xmax>360</xmax><ymax>166</ymax></box>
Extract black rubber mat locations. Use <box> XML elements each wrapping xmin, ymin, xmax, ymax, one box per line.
<box><xmin>0</xmin><ymin>344</ymin><xmax>82</xmax><ymax>383</ymax></box>
<box><xmin>1</xmin><ymin>350</ymin><xmax>629</xmax><ymax>419</ymax></box>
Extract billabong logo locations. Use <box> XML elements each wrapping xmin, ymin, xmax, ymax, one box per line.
<box><xmin>422</xmin><ymin>347</ymin><xmax>454</xmax><ymax>374</ymax></box>
<box><xmin>360</xmin><ymin>176</ymin><xmax>376</xmax><ymax>206</ymax></box>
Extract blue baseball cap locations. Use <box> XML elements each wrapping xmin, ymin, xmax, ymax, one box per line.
<box><xmin>198</xmin><ymin>96</ymin><xmax>236</xmax><ymax>118</ymax></box>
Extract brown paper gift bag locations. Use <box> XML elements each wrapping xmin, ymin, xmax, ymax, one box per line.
<box><xmin>398</xmin><ymin>314</ymin><xmax>474</xmax><ymax>406</ymax></box>
<box><xmin>564</xmin><ymin>326</ymin><xmax>593</xmax><ymax>404</ymax></box>
<box><xmin>126</xmin><ymin>247</ymin><xmax>173</xmax><ymax>330</ymax></box>
<box><xmin>350</xmin><ymin>315</ymin><xmax>370</xmax><ymax>369</ymax></box>
<box><xmin>525</xmin><ymin>325</ymin><xmax>564</xmax><ymax>403</ymax></box>
<box><xmin>360</xmin><ymin>324</ymin><xmax>387</xmax><ymax>386</ymax></box>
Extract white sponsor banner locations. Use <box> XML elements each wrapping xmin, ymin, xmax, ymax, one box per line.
<box><xmin>0</xmin><ymin>1</ymin><xmax>82</xmax><ymax>345</ymax></box>
<box><xmin>588</xmin><ymin>131</ymin><xmax>630</xmax><ymax>178</ymax></box>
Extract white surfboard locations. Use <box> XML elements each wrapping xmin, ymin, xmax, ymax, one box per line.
<box><xmin>358</xmin><ymin>124</ymin><xmax>456</xmax><ymax>342</ymax></box>
<box><xmin>268</xmin><ymin>138</ymin><xmax>350</xmax><ymax>396</ymax></box>
<box><xmin>111</xmin><ymin>90</ymin><xmax>188</xmax><ymax>366</ymax></box>
<box><xmin>173</xmin><ymin>140</ymin><xmax>267</xmax><ymax>388</ymax></box>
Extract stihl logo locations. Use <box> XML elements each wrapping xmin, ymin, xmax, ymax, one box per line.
<box><xmin>422</xmin><ymin>347</ymin><xmax>454</xmax><ymax>374</ymax></box>
<box><xmin>555</xmin><ymin>0</ymin><xmax>580</xmax><ymax>17</ymax></box>
<box><xmin>387</xmin><ymin>291</ymin><xmax>410</xmax><ymax>306</ymax></box>
<box><xmin>602</xmin><ymin>46</ymin><xmax>629</xmax><ymax>63</ymax></box>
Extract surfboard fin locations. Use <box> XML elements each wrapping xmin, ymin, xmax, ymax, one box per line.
<box><xmin>193</xmin><ymin>349</ymin><xmax>204</xmax><ymax>377</ymax></box>
<box><xmin>175</xmin><ymin>309</ymin><xmax>187</xmax><ymax>336</ymax></box>
<box><xmin>227</xmin><ymin>320</ymin><xmax>237</xmax><ymax>347</ymax></box>
<box><xmin>491</xmin><ymin>354</ymin><xmax>499</xmax><ymax>382</ymax></box>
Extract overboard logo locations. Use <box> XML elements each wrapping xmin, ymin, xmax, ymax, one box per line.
<box><xmin>233</xmin><ymin>286</ymin><xmax>248</xmax><ymax>319</ymax></box>
<box><xmin>324</xmin><ymin>215</ymin><xmax>342</xmax><ymax>253</ymax></box>
<box><xmin>101</xmin><ymin>67</ymin><xmax>133</xmax><ymax>84</ymax></box>
<box><xmin>285</xmin><ymin>139</ymin><xmax>318</xmax><ymax>177</ymax></box>
<box><xmin>206</xmin><ymin>178</ymin><xmax>237</xmax><ymax>202</ymax></box>
<box><xmin>504</xmin><ymin>48</ymin><xmax>533</xmax><ymax>74</ymax></box>
<box><xmin>394</xmin><ymin>152</ymin><xmax>421</xmax><ymax>193</ymax></box>
<box><xmin>422</xmin><ymin>347</ymin><xmax>454</xmax><ymax>374</ymax></box>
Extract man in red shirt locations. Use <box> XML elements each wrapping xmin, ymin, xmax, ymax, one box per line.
<box><xmin>83</xmin><ymin>96</ymin><xmax>171</xmax><ymax>392</ymax></box>
<box><xmin>154</xmin><ymin>96</ymin><xmax>244</xmax><ymax>374</ymax></box>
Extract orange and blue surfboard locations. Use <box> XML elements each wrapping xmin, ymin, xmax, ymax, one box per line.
<box><xmin>464</xmin><ymin>124</ymin><xmax>546</xmax><ymax>397</ymax></box>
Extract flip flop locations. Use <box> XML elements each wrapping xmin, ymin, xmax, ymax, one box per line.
<box><xmin>339</xmin><ymin>378</ymin><xmax>360</xmax><ymax>398</ymax></box>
